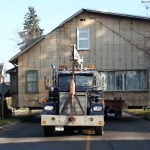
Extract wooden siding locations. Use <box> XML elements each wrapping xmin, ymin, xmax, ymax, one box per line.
<box><xmin>16</xmin><ymin>11</ymin><xmax>150</xmax><ymax>107</ymax></box>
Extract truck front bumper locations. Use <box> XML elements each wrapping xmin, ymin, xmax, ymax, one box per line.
<box><xmin>41</xmin><ymin>115</ymin><xmax>104</xmax><ymax>126</ymax></box>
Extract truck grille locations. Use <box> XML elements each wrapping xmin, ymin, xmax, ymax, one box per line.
<box><xmin>59</xmin><ymin>92</ymin><xmax>87</xmax><ymax>115</ymax></box>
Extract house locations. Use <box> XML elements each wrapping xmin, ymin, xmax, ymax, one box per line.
<box><xmin>0</xmin><ymin>63</ymin><xmax>5</xmax><ymax>83</ymax></box>
<box><xmin>8</xmin><ymin>8</ymin><xmax>150</xmax><ymax>108</ymax></box>
<box><xmin>0</xmin><ymin>63</ymin><xmax>5</xmax><ymax>104</ymax></box>
<box><xmin>0</xmin><ymin>63</ymin><xmax>10</xmax><ymax>96</ymax></box>
<box><xmin>0</xmin><ymin>63</ymin><xmax>10</xmax><ymax>113</ymax></box>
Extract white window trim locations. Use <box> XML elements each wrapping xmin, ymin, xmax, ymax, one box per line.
<box><xmin>77</xmin><ymin>28</ymin><xmax>90</xmax><ymax>50</ymax></box>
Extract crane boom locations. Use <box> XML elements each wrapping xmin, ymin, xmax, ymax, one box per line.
<box><xmin>70</xmin><ymin>44</ymin><xmax>83</xmax><ymax>70</ymax></box>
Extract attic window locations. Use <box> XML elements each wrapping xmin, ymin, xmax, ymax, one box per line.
<box><xmin>80</xmin><ymin>19</ymin><xmax>86</xmax><ymax>21</ymax></box>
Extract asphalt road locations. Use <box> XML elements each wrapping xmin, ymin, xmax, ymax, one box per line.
<box><xmin>0</xmin><ymin>114</ymin><xmax>150</xmax><ymax>150</ymax></box>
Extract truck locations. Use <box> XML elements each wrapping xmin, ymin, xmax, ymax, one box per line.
<box><xmin>104</xmin><ymin>97</ymin><xmax>125</xmax><ymax>118</ymax></box>
<box><xmin>41</xmin><ymin>44</ymin><xmax>107</xmax><ymax>136</ymax></box>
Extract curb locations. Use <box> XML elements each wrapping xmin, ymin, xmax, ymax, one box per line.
<box><xmin>0</xmin><ymin>120</ymin><xmax>20</xmax><ymax>131</ymax></box>
<box><xmin>124</xmin><ymin>111</ymin><xmax>139</xmax><ymax>117</ymax></box>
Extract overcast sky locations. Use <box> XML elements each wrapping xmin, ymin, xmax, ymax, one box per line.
<box><xmin>0</xmin><ymin>0</ymin><xmax>149</xmax><ymax>70</ymax></box>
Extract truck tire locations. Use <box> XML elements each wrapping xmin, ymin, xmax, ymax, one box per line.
<box><xmin>104</xmin><ymin>107</ymin><xmax>108</xmax><ymax>118</ymax></box>
<box><xmin>115</xmin><ymin>111</ymin><xmax>122</xmax><ymax>118</ymax></box>
<box><xmin>43</xmin><ymin>126</ymin><xmax>55</xmax><ymax>137</ymax></box>
<box><xmin>95</xmin><ymin>126</ymin><xmax>104</xmax><ymax>135</ymax></box>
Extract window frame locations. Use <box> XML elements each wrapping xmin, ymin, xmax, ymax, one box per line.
<box><xmin>77</xmin><ymin>28</ymin><xmax>90</xmax><ymax>50</ymax></box>
<box><xmin>101</xmin><ymin>70</ymin><xmax>148</xmax><ymax>92</ymax></box>
<box><xmin>25</xmin><ymin>70</ymin><xmax>38</xmax><ymax>93</ymax></box>
<box><xmin>10</xmin><ymin>73</ymin><xmax>18</xmax><ymax>94</ymax></box>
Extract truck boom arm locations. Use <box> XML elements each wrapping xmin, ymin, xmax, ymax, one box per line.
<box><xmin>70</xmin><ymin>44</ymin><xmax>83</xmax><ymax>70</ymax></box>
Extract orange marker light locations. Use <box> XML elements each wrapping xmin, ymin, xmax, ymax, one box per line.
<box><xmin>59</xmin><ymin>65</ymin><xmax>67</xmax><ymax>70</ymax></box>
<box><xmin>87</xmin><ymin>65</ymin><xmax>95</xmax><ymax>68</ymax></box>
<box><xmin>42</xmin><ymin>121</ymin><xmax>46</xmax><ymax>124</ymax></box>
<box><xmin>99</xmin><ymin>121</ymin><xmax>103</xmax><ymax>125</ymax></box>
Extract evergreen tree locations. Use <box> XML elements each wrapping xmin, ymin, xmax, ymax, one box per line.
<box><xmin>19</xmin><ymin>6</ymin><xmax>44</xmax><ymax>45</ymax></box>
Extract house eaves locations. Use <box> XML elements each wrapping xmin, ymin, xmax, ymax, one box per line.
<box><xmin>6</xmin><ymin>66</ymin><xmax>18</xmax><ymax>74</ymax></box>
<box><xmin>9</xmin><ymin>36</ymin><xmax>45</xmax><ymax>64</ymax></box>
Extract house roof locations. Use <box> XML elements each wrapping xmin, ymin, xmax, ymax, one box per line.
<box><xmin>6</xmin><ymin>67</ymin><xmax>18</xmax><ymax>74</ymax></box>
<box><xmin>9</xmin><ymin>36</ymin><xmax>45</xmax><ymax>63</ymax></box>
<box><xmin>9</xmin><ymin>8</ymin><xmax>150</xmax><ymax>64</ymax></box>
<box><xmin>0</xmin><ymin>63</ymin><xmax>4</xmax><ymax>75</ymax></box>
<box><xmin>59</xmin><ymin>8</ymin><xmax>150</xmax><ymax>27</ymax></box>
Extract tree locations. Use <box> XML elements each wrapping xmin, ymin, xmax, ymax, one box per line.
<box><xmin>18</xmin><ymin>6</ymin><xmax>44</xmax><ymax>46</ymax></box>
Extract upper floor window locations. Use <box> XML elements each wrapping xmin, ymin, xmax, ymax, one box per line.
<box><xmin>25</xmin><ymin>70</ymin><xmax>38</xmax><ymax>93</ymax></box>
<box><xmin>77</xmin><ymin>28</ymin><xmax>90</xmax><ymax>50</ymax></box>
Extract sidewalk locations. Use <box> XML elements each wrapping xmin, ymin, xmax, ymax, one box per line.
<box><xmin>107</xmin><ymin>110</ymin><xmax>140</xmax><ymax>119</ymax></box>
<box><xmin>12</xmin><ymin>108</ymin><xmax>42</xmax><ymax>116</ymax></box>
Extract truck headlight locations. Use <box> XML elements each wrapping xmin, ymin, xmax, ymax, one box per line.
<box><xmin>93</xmin><ymin>106</ymin><xmax>102</xmax><ymax>111</ymax></box>
<box><xmin>44</xmin><ymin>105</ymin><xmax>54</xmax><ymax>111</ymax></box>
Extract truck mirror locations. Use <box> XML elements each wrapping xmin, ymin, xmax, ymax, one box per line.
<box><xmin>44</xmin><ymin>74</ymin><xmax>52</xmax><ymax>90</ymax></box>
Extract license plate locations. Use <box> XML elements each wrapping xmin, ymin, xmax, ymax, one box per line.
<box><xmin>55</xmin><ymin>126</ymin><xmax>64</xmax><ymax>131</ymax></box>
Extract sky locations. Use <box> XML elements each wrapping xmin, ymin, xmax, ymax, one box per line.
<box><xmin>0</xmin><ymin>0</ymin><xmax>150</xmax><ymax>70</ymax></box>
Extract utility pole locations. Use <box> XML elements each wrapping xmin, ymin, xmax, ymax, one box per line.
<box><xmin>141</xmin><ymin>0</ymin><xmax>150</xmax><ymax>3</ymax></box>
<box><xmin>141</xmin><ymin>0</ymin><xmax>150</xmax><ymax>15</ymax></box>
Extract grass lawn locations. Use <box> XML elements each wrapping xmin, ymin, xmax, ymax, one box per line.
<box><xmin>0</xmin><ymin>114</ymin><xmax>38</xmax><ymax>127</ymax></box>
<box><xmin>127</xmin><ymin>109</ymin><xmax>150</xmax><ymax>121</ymax></box>
<box><xmin>0</xmin><ymin>118</ymin><xmax>19</xmax><ymax>127</ymax></box>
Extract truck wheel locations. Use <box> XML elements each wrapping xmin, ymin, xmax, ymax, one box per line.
<box><xmin>95</xmin><ymin>126</ymin><xmax>104</xmax><ymax>135</ymax></box>
<box><xmin>115</xmin><ymin>111</ymin><xmax>122</xmax><ymax>118</ymax></box>
<box><xmin>43</xmin><ymin>126</ymin><xmax>55</xmax><ymax>137</ymax></box>
<box><xmin>104</xmin><ymin>108</ymin><xmax>108</xmax><ymax>118</ymax></box>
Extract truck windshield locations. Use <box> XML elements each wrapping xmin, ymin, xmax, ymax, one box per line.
<box><xmin>59</xmin><ymin>75</ymin><xmax>72</xmax><ymax>87</ymax></box>
<box><xmin>59</xmin><ymin>74</ymin><xmax>93</xmax><ymax>87</ymax></box>
<box><xmin>76</xmin><ymin>75</ymin><xmax>93</xmax><ymax>86</ymax></box>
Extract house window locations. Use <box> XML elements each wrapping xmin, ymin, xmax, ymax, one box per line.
<box><xmin>25</xmin><ymin>70</ymin><xmax>38</xmax><ymax>93</ymax></box>
<box><xmin>10</xmin><ymin>74</ymin><xmax>18</xmax><ymax>93</ymax></box>
<box><xmin>103</xmin><ymin>70</ymin><xmax>147</xmax><ymax>91</ymax></box>
<box><xmin>77</xmin><ymin>28</ymin><xmax>90</xmax><ymax>50</ymax></box>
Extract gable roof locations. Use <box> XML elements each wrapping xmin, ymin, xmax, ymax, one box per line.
<box><xmin>9</xmin><ymin>36</ymin><xmax>45</xmax><ymax>64</ymax></box>
<box><xmin>9</xmin><ymin>8</ymin><xmax>150</xmax><ymax>64</ymax></box>
<box><xmin>6</xmin><ymin>66</ymin><xmax>18</xmax><ymax>74</ymax></box>
<box><xmin>59</xmin><ymin>8</ymin><xmax>150</xmax><ymax>27</ymax></box>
